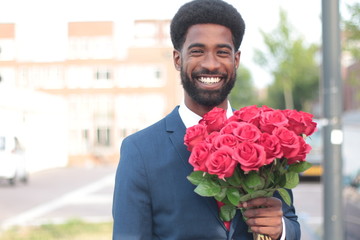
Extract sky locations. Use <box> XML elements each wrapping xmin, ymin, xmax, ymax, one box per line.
<box><xmin>0</xmin><ymin>0</ymin><xmax>356</xmax><ymax>87</ymax></box>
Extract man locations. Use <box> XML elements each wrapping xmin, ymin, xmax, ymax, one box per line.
<box><xmin>112</xmin><ymin>0</ymin><xmax>301</xmax><ymax>239</ymax></box>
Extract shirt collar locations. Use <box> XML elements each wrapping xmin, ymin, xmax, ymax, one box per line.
<box><xmin>179</xmin><ymin>101</ymin><xmax>233</xmax><ymax>128</ymax></box>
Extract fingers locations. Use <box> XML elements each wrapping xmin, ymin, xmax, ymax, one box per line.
<box><xmin>239</xmin><ymin>197</ymin><xmax>282</xmax><ymax>209</ymax></box>
<box><xmin>249</xmin><ymin>226</ymin><xmax>282</xmax><ymax>240</ymax></box>
<box><xmin>246</xmin><ymin>216</ymin><xmax>282</xmax><ymax>227</ymax></box>
<box><xmin>246</xmin><ymin>216</ymin><xmax>283</xmax><ymax>240</ymax></box>
<box><xmin>242</xmin><ymin>203</ymin><xmax>283</xmax><ymax>219</ymax></box>
<box><xmin>238</xmin><ymin>197</ymin><xmax>283</xmax><ymax>240</ymax></box>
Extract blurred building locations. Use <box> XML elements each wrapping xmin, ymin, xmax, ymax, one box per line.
<box><xmin>0</xmin><ymin>20</ymin><xmax>182</xmax><ymax>167</ymax></box>
<box><xmin>343</xmin><ymin>61</ymin><xmax>360</xmax><ymax>111</ymax></box>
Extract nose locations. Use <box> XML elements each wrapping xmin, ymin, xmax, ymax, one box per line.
<box><xmin>201</xmin><ymin>53</ymin><xmax>221</xmax><ymax>71</ymax></box>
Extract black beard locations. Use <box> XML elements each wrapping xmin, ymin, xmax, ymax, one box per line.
<box><xmin>181</xmin><ymin>69</ymin><xmax>236</xmax><ymax>107</ymax></box>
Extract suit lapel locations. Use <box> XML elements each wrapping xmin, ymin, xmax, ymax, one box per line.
<box><xmin>165</xmin><ymin>106</ymin><xmax>192</xmax><ymax>171</ymax></box>
<box><xmin>165</xmin><ymin>106</ymin><xmax>229</xmax><ymax>231</ymax></box>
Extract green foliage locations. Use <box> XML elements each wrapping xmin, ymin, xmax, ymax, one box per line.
<box><xmin>194</xmin><ymin>178</ymin><xmax>221</xmax><ymax>197</ymax></box>
<box><xmin>343</xmin><ymin>2</ymin><xmax>360</xmax><ymax>60</ymax></box>
<box><xmin>253</xmin><ymin>9</ymin><xmax>320</xmax><ymax>111</ymax></box>
<box><xmin>219</xmin><ymin>205</ymin><xmax>237</xmax><ymax>222</ymax></box>
<box><xmin>187</xmin><ymin>158</ymin><xmax>312</xmax><ymax>222</ymax></box>
<box><xmin>288</xmin><ymin>161</ymin><xmax>312</xmax><ymax>173</ymax></box>
<box><xmin>277</xmin><ymin>188</ymin><xmax>291</xmax><ymax>206</ymax></box>
<box><xmin>342</xmin><ymin>2</ymin><xmax>360</xmax><ymax>102</ymax></box>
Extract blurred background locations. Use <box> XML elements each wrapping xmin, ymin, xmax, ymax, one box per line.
<box><xmin>0</xmin><ymin>0</ymin><xmax>359</xmax><ymax>239</ymax></box>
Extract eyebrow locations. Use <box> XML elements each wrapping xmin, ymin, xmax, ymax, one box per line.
<box><xmin>187</xmin><ymin>43</ymin><xmax>233</xmax><ymax>51</ymax></box>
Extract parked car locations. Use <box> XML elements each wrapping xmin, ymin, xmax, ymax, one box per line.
<box><xmin>0</xmin><ymin>135</ymin><xmax>28</xmax><ymax>185</ymax></box>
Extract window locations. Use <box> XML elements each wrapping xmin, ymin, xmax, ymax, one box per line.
<box><xmin>116</xmin><ymin>64</ymin><xmax>165</xmax><ymax>88</ymax></box>
<box><xmin>82</xmin><ymin>129</ymin><xmax>89</xmax><ymax>140</ymax></box>
<box><xmin>133</xmin><ymin>22</ymin><xmax>158</xmax><ymax>46</ymax></box>
<box><xmin>95</xmin><ymin>68</ymin><xmax>111</xmax><ymax>80</ymax></box>
<box><xmin>96</xmin><ymin>127</ymin><xmax>111</xmax><ymax>146</ymax></box>
<box><xmin>0</xmin><ymin>137</ymin><xmax>5</xmax><ymax>151</ymax></box>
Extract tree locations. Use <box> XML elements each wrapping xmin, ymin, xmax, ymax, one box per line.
<box><xmin>253</xmin><ymin>9</ymin><xmax>320</xmax><ymax>112</ymax></box>
<box><xmin>342</xmin><ymin>2</ymin><xmax>360</xmax><ymax>107</ymax></box>
<box><xmin>343</xmin><ymin>2</ymin><xmax>360</xmax><ymax>61</ymax></box>
<box><xmin>229</xmin><ymin>65</ymin><xmax>259</xmax><ymax>110</ymax></box>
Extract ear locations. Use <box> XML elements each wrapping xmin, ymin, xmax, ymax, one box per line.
<box><xmin>235</xmin><ymin>50</ymin><xmax>241</xmax><ymax>69</ymax></box>
<box><xmin>173</xmin><ymin>50</ymin><xmax>181</xmax><ymax>71</ymax></box>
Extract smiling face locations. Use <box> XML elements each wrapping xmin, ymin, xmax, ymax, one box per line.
<box><xmin>173</xmin><ymin>24</ymin><xmax>240</xmax><ymax>116</ymax></box>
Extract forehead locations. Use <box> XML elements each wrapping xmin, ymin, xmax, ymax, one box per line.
<box><xmin>183</xmin><ymin>24</ymin><xmax>234</xmax><ymax>49</ymax></box>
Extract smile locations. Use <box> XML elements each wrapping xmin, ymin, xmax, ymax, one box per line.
<box><xmin>197</xmin><ymin>77</ymin><xmax>222</xmax><ymax>85</ymax></box>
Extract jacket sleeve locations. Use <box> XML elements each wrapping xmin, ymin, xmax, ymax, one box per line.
<box><xmin>112</xmin><ymin>137</ymin><xmax>152</xmax><ymax>240</ymax></box>
<box><xmin>276</xmin><ymin>189</ymin><xmax>301</xmax><ymax>240</ymax></box>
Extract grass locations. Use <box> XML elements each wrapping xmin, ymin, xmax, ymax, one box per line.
<box><xmin>0</xmin><ymin>219</ymin><xmax>112</xmax><ymax>240</ymax></box>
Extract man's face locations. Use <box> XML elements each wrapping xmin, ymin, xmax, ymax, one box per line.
<box><xmin>173</xmin><ymin>24</ymin><xmax>240</xmax><ymax>108</ymax></box>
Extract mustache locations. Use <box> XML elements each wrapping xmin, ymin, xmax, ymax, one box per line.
<box><xmin>191</xmin><ymin>69</ymin><xmax>227</xmax><ymax>78</ymax></box>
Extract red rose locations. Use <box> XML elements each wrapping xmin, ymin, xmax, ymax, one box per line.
<box><xmin>184</xmin><ymin>124</ymin><xmax>208</xmax><ymax>151</ymax></box>
<box><xmin>287</xmin><ymin>136</ymin><xmax>312</xmax><ymax>164</ymax></box>
<box><xmin>205</xmin><ymin>146</ymin><xmax>237</xmax><ymax>179</ymax></box>
<box><xmin>200</xmin><ymin>107</ymin><xmax>227</xmax><ymax>133</ymax></box>
<box><xmin>259</xmin><ymin>109</ymin><xmax>288</xmax><ymax>134</ymax></box>
<box><xmin>283</xmin><ymin>109</ymin><xmax>317</xmax><ymax>136</ymax></box>
<box><xmin>282</xmin><ymin>109</ymin><xmax>305</xmax><ymax>135</ymax></box>
<box><xmin>189</xmin><ymin>142</ymin><xmax>212</xmax><ymax>171</ymax></box>
<box><xmin>212</xmin><ymin>134</ymin><xmax>239</xmax><ymax>149</ymax></box>
<box><xmin>227</xmin><ymin>122</ymin><xmax>261</xmax><ymax>142</ymax></box>
<box><xmin>258</xmin><ymin>132</ymin><xmax>282</xmax><ymax>164</ymax></box>
<box><xmin>230</xmin><ymin>105</ymin><xmax>262</xmax><ymax>126</ymax></box>
<box><xmin>233</xmin><ymin>142</ymin><xmax>266</xmax><ymax>172</ymax></box>
<box><xmin>300</xmin><ymin>111</ymin><xmax>317</xmax><ymax>136</ymax></box>
<box><xmin>220</xmin><ymin>121</ymin><xmax>242</xmax><ymax>134</ymax></box>
<box><xmin>205</xmin><ymin>131</ymin><xmax>221</xmax><ymax>144</ymax></box>
<box><xmin>273</xmin><ymin>127</ymin><xmax>300</xmax><ymax>159</ymax></box>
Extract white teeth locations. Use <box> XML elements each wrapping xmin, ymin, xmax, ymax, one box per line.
<box><xmin>198</xmin><ymin>77</ymin><xmax>221</xmax><ymax>84</ymax></box>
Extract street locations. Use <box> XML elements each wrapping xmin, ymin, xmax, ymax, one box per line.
<box><xmin>0</xmin><ymin>165</ymin><xmax>323</xmax><ymax>239</ymax></box>
<box><xmin>0</xmin><ymin>165</ymin><xmax>116</xmax><ymax>229</ymax></box>
<box><xmin>293</xmin><ymin>180</ymin><xmax>323</xmax><ymax>240</ymax></box>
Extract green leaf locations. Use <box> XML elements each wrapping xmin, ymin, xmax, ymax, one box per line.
<box><xmin>283</xmin><ymin>171</ymin><xmax>299</xmax><ymax>189</ymax></box>
<box><xmin>250</xmin><ymin>190</ymin><xmax>268</xmax><ymax>199</ymax></box>
<box><xmin>214</xmin><ymin>187</ymin><xmax>227</xmax><ymax>202</ymax></box>
<box><xmin>277</xmin><ymin>188</ymin><xmax>292</xmax><ymax>206</ymax></box>
<box><xmin>226</xmin><ymin>168</ymin><xmax>242</xmax><ymax>187</ymax></box>
<box><xmin>288</xmin><ymin>161</ymin><xmax>312</xmax><ymax>173</ymax></box>
<box><xmin>187</xmin><ymin>171</ymin><xmax>206</xmax><ymax>185</ymax></box>
<box><xmin>226</xmin><ymin>187</ymin><xmax>241</xmax><ymax>206</ymax></box>
<box><xmin>244</xmin><ymin>171</ymin><xmax>263</xmax><ymax>189</ymax></box>
<box><xmin>220</xmin><ymin>205</ymin><xmax>236</xmax><ymax>222</ymax></box>
<box><xmin>241</xmin><ymin>181</ymin><xmax>254</xmax><ymax>194</ymax></box>
<box><xmin>277</xmin><ymin>174</ymin><xmax>287</xmax><ymax>188</ymax></box>
<box><xmin>221</xmin><ymin>196</ymin><xmax>232</xmax><ymax>205</ymax></box>
<box><xmin>264</xmin><ymin>189</ymin><xmax>275</xmax><ymax>197</ymax></box>
<box><xmin>239</xmin><ymin>193</ymin><xmax>252</xmax><ymax>202</ymax></box>
<box><xmin>194</xmin><ymin>179</ymin><xmax>221</xmax><ymax>197</ymax></box>
<box><xmin>263</xmin><ymin>168</ymin><xmax>275</xmax><ymax>187</ymax></box>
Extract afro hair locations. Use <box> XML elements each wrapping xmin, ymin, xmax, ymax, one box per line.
<box><xmin>170</xmin><ymin>0</ymin><xmax>245</xmax><ymax>51</ymax></box>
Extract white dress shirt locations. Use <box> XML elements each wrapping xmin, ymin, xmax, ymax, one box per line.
<box><xmin>179</xmin><ymin>101</ymin><xmax>233</xmax><ymax>128</ymax></box>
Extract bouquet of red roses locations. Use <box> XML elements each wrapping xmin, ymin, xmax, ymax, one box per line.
<box><xmin>184</xmin><ymin>105</ymin><xmax>317</xmax><ymax>222</ymax></box>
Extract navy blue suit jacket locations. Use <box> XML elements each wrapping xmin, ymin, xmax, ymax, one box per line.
<box><xmin>112</xmin><ymin>106</ymin><xmax>301</xmax><ymax>240</ymax></box>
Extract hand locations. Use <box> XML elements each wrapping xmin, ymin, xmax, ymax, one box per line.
<box><xmin>238</xmin><ymin>197</ymin><xmax>283</xmax><ymax>240</ymax></box>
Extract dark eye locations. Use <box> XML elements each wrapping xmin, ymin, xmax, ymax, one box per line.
<box><xmin>218</xmin><ymin>50</ymin><xmax>230</xmax><ymax>56</ymax></box>
<box><xmin>190</xmin><ymin>49</ymin><xmax>204</xmax><ymax>55</ymax></box>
